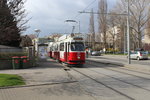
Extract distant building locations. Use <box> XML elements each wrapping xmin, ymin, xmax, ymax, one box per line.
<box><xmin>143</xmin><ymin>29</ymin><xmax>150</xmax><ymax>44</ymax></box>
<box><xmin>85</xmin><ymin>26</ymin><xmax>122</xmax><ymax>50</ymax></box>
<box><xmin>143</xmin><ymin>28</ymin><xmax>150</xmax><ymax>51</ymax></box>
<box><xmin>46</xmin><ymin>34</ymin><xmax>62</xmax><ymax>42</ymax></box>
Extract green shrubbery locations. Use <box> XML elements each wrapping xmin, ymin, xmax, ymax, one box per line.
<box><xmin>0</xmin><ymin>52</ymin><xmax>27</xmax><ymax>60</ymax></box>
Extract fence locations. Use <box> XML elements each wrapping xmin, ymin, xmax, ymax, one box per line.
<box><xmin>0</xmin><ymin>45</ymin><xmax>23</xmax><ymax>69</ymax></box>
<box><xmin>0</xmin><ymin>45</ymin><xmax>23</xmax><ymax>53</ymax></box>
<box><xmin>0</xmin><ymin>45</ymin><xmax>37</xmax><ymax>69</ymax></box>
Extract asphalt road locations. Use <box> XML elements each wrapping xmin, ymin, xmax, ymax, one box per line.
<box><xmin>1</xmin><ymin>59</ymin><xmax>150</xmax><ymax>100</ymax></box>
<box><xmin>91</xmin><ymin>55</ymin><xmax>150</xmax><ymax>66</ymax></box>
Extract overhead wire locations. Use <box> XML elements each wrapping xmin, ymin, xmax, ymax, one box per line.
<box><xmin>82</xmin><ymin>0</ymin><xmax>97</xmax><ymax>12</ymax></box>
<box><xmin>73</xmin><ymin>0</ymin><xmax>97</xmax><ymax>19</ymax></box>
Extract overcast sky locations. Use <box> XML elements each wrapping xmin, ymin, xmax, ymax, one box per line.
<box><xmin>24</xmin><ymin>0</ymin><xmax>117</xmax><ymax>37</ymax></box>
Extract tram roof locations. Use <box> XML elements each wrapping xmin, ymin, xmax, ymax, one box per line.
<box><xmin>58</xmin><ymin>34</ymin><xmax>84</xmax><ymax>42</ymax></box>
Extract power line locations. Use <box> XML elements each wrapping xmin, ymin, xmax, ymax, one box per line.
<box><xmin>83</xmin><ymin>0</ymin><xmax>97</xmax><ymax>11</ymax></box>
<box><xmin>74</xmin><ymin>13</ymin><xmax>81</xmax><ymax>19</ymax></box>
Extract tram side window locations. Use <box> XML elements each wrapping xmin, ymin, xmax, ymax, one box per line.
<box><xmin>55</xmin><ymin>45</ymin><xmax>58</xmax><ymax>51</ymax></box>
<box><xmin>60</xmin><ymin>43</ymin><xmax>64</xmax><ymax>51</ymax></box>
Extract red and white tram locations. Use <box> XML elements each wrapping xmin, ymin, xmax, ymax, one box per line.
<box><xmin>48</xmin><ymin>34</ymin><xmax>85</xmax><ymax>66</ymax></box>
<box><xmin>47</xmin><ymin>42</ymin><xmax>53</xmax><ymax>58</ymax></box>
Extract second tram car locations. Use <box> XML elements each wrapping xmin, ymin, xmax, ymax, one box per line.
<box><xmin>47</xmin><ymin>42</ymin><xmax>53</xmax><ymax>58</ymax></box>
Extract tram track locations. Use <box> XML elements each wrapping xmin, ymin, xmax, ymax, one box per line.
<box><xmin>115</xmin><ymin>67</ymin><xmax>150</xmax><ymax>76</ymax></box>
<box><xmin>84</xmin><ymin>64</ymin><xmax>150</xmax><ymax>92</ymax></box>
<box><xmin>59</xmin><ymin>59</ymin><xmax>150</xmax><ymax>100</ymax></box>
<box><xmin>63</xmin><ymin>66</ymin><xmax>135</xmax><ymax>100</ymax></box>
<box><xmin>70</xmin><ymin>65</ymin><xmax>150</xmax><ymax>100</ymax></box>
<box><xmin>87</xmin><ymin>60</ymin><xmax>150</xmax><ymax>80</ymax></box>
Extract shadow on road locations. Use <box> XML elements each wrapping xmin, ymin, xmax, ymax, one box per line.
<box><xmin>31</xmin><ymin>59</ymin><xmax>63</xmax><ymax>69</ymax></box>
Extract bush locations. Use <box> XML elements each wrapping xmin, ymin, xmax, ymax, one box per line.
<box><xmin>0</xmin><ymin>52</ymin><xmax>27</xmax><ymax>60</ymax></box>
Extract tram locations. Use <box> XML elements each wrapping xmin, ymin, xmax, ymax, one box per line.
<box><xmin>47</xmin><ymin>42</ymin><xmax>52</xmax><ymax>58</ymax></box>
<box><xmin>48</xmin><ymin>34</ymin><xmax>85</xmax><ymax>66</ymax></box>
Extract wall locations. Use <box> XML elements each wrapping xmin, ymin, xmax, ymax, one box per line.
<box><xmin>0</xmin><ymin>60</ymin><xmax>12</xmax><ymax>69</ymax></box>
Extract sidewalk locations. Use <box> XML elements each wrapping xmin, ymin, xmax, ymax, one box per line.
<box><xmin>0</xmin><ymin>59</ymin><xmax>95</xmax><ymax>100</ymax></box>
<box><xmin>0</xmin><ymin>59</ymin><xmax>72</xmax><ymax>86</ymax></box>
<box><xmin>86</xmin><ymin>55</ymin><xmax>150</xmax><ymax>71</ymax></box>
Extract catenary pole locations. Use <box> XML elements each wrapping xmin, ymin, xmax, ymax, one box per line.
<box><xmin>127</xmin><ymin>0</ymin><xmax>131</xmax><ymax>64</ymax></box>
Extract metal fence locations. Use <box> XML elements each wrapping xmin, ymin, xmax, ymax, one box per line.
<box><xmin>0</xmin><ymin>45</ymin><xmax>23</xmax><ymax>52</ymax></box>
<box><xmin>0</xmin><ymin>48</ymin><xmax>23</xmax><ymax>52</ymax></box>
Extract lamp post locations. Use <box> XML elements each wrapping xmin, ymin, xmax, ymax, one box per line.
<box><xmin>34</xmin><ymin>29</ymin><xmax>41</xmax><ymax>56</ymax></box>
<box><xmin>34</xmin><ymin>29</ymin><xmax>41</xmax><ymax>62</ymax></box>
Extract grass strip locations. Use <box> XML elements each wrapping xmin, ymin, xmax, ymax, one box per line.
<box><xmin>0</xmin><ymin>74</ymin><xmax>25</xmax><ymax>87</ymax></box>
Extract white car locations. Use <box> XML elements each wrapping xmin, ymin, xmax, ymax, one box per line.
<box><xmin>130</xmin><ymin>51</ymin><xmax>148</xmax><ymax>60</ymax></box>
<box><xmin>91</xmin><ymin>51</ymin><xmax>101</xmax><ymax>56</ymax></box>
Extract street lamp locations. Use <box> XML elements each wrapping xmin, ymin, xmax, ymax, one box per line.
<box><xmin>34</xmin><ymin>29</ymin><xmax>41</xmax><ymax>38</ymax></box>
<box><xmin>34</xmin><ymin>29</ymin><xmax>41</xmax><ymax>62</ymax></box>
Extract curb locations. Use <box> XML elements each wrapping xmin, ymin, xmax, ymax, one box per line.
<box><xmin>0</xmin><ymin>81</ymin><xmax>78</xmax><ymax>90</ymax></box>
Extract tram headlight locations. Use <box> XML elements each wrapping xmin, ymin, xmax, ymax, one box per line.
<box><xmin>78</xmin><ymin>56</ymin><xmax>80</xmax><ymax>59</ymax></box>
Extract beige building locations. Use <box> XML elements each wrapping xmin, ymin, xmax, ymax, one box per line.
<box><xmin>92</xmin><ymin>26</ymin><xmax>122</xmax><ymax>51</ymax></box>
<box><xmin>106</xmin><ymin>26</ymin><xmax>121</xmax><ymax>44</ymax></box>
<box><xmin>142</xmin><ymin>28</ymin><xmax>150</xmax><ymax>51</ymax></box>
<box><xmin>143</xmin><ymin>28</ymin><xmax>150</xmax><ymax>44</ymax></box>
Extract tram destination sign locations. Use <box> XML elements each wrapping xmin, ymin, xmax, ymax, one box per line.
<box><xmin>73</xmin><ymin>37</ymin><xmax>83</xmax><ymax>40</ymax></box>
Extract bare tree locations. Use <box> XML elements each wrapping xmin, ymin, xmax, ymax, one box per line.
<box><xmin>98</xmin><ymin>0</ymin><xmax>108</xmax><ymax>49</ymax></box>
<box><xmin>143</xmin><ymin>7</ymin><xmax>150</xmax><ymax>51</ymax></box>
<box><xmin>89</xmin><ymin>9</ymin><xmax>95</xmax><ymax>49</ymax></box>
<box><xmin>108</xmin><ymin>7</ymin><xmax>127</xmax><ymax>52</ymax></box>
<box><xmin>147</xmin><ymin>7</ymin><xmax>150</xmax><ymax>37</ymax></box>
<box><xmin>20</xmin><ymin>35</ymin><xmax>32</xmax><ymax>47</ymax></box>
<box><xmin>107</xmin><ymin>12</ymin><xmax>118</xmax><ymax>53</ymax></box>
<box><xmin>118</xmin><ymin>0</ymin><xmax>150</xmax><ymax>49</ymax></box>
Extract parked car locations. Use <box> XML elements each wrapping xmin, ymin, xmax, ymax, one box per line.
<box><xmin>129</xmin><ymin>51</ymin><xmax>148</xmax><ymax>60</ymax></box>
<box><xmin>91</xmin><ymin>51</ymin><xmax>101</xmax><ymax>56</ymax></box>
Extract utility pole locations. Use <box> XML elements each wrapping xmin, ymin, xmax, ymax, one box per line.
<box><xmin>124</xmin><ymin>24</ymin><xmax>127</xmax><ymax>55</ymax></box>
<box><xmin>127</xmin><ymin>0</ymin><xmax>131</xmax><ymax>64</ymax></box>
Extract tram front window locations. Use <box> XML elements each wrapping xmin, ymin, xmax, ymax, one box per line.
<box><xmin>71</xmin><ymin>42</ymin><xmax>84</xmax><ymax>51</ymax></box>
